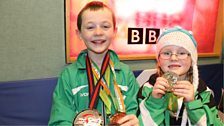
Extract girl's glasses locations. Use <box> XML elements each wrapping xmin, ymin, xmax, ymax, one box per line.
<box><xmin>159</xmin><ymin>52</ymin><xmax>190</xmax><ymax>60</ymax></box>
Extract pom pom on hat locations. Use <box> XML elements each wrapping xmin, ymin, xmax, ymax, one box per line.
<box><xmin>156</xmin><ymin>27</ymin><xmax>199</xmax><ymax>92</ymax></box>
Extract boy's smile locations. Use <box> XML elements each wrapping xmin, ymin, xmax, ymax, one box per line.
<box><xmin>91</xmin><ymin>39</ymin><xmax>106</xmax><ymax>44</ymax></box>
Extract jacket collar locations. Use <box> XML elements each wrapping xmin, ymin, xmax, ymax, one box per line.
<box><xmin>75</xmin><ymin>49</ymin><xmax>122</xmax><ymax>70</ymax></box>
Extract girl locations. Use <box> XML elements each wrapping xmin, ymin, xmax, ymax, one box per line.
<box><xmin>138</xmin><ymin>27</ymin><xmax>223</xmax><ymax>125</ymax></box>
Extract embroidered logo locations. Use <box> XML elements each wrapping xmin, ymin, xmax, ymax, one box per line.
<box><xmin>80</xmin><ymin>93</ymin><xmax>89</xmax><ymax>97</ymax></box>
<box><xmin>72</xmin><ymin>85</ymin><xmax>88</xmax><ymax>95</ymax></box>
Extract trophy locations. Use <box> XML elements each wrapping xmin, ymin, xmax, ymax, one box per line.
<box><xmin>73</xmin><ymin>109</ymin><xmax>103</xmax><ymax>126</ymax></box>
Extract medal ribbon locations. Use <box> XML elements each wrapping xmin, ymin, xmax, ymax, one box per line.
<box><xmin>86</xmin><ymin>52</ymin><xmax>110</xmax><ymax>109</ymax></box>
<box><xmin>167</xmin><ymin>92</ymin><xmax>178</xmax><ymax>113</ymax></box>
<box><xmin>91</xmin><ymin>63</ymin><xmax>113</xmax><ymax>114</ymax></box>
<box><xmin>163</xmin><ymin>72</ymin><xmax>178</xmax><ymax>113</ymax></box>
<box><xmin>91</xmin><ymin>60</ymin><xmax>125</xmax><ymax>113</ymax></box>
<box><xmin>109</xmin><ymin>60</ymin><xmax>126</xmax><ymax>113</ymax></box>
<box><xmin>86</xmin><ymin>52</ymin><xmax>126</xmax><ymax>113</ymax></box>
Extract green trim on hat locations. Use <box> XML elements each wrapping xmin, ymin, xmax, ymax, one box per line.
<box><xmin>158</xmin><ymin>27</ymin><xmax>197</xmax><ymax>47</ymax></box>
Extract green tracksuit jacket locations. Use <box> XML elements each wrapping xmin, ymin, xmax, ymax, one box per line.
<box><xmin>48</xmin><ymin>50</ymin><xmax>139</xmax><ymax>125</ymax></box>
<box><xmin>138</xmin><ymin>73</ymin><xmax>223</xmax><ymax>126</ymax></box>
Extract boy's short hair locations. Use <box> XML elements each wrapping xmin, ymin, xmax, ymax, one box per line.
<box><xmin>77</xmin><ymin>1</ymin><xmax>116</xmax><ymax>31</ymax></box>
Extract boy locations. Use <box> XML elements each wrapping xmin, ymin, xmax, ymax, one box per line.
<box><xmin>48</xmin><ymin>1</ymin><xmax>139</xmax><ymax>126</ymax></box>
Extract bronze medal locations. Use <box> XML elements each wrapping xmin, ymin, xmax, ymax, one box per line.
<box><xmin>73</xmin><ymin>109</ymin><xmax>103</xmax><ymax>126</ymax></box>
<box><xmin>109</xmin><ymin>112</ymin><xmax>126</xmax><ymax>125</ymax></box>
<box><xmin>162</xmin><ymin>71</ymin><xmax>178</xmax><ymax>92</ymax></box>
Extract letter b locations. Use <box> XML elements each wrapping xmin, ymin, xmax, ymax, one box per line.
<box><xmin>128</xmin><ymin>28</ymin><xmax>143</xmax><ymax>44</ymax></box>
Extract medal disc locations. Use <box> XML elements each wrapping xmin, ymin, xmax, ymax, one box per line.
<box><xmin>109</xmin><ymin>112</ymin><xmax>126</xmax><ymax>125</ymax></box>
<box><xmin>163</xmin><ymin>71</ymin><xmax>179</xmax><ymax>113</ymax></box>
<box><xmin>162</xmin><ymin>71</ymin><xmax>179</xmax><ymax>92</ymax></box>
<box><xmin>73</xmin><ymin>109</ymin><xmax>103</xmax><ymax>126</ymax></box>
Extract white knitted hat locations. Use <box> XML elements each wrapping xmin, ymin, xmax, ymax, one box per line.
<box><xmin>156</xmin><ymin>27</ymin><xmax>199</xmax><ymax>92</ymax></box>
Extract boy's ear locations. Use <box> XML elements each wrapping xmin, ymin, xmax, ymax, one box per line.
<box><xmin>114</xmin><ymin>27</ymin><xmax>118</xmax><ymax>37</ymax></box>
<box><xmin>76</xmin><ymin>29</ymin><xmax>82</xmax><ymax>40</ymax></box>
<box><xmin>114</xmin><ymin>27</ymin><xmax>118</xmax><ymax>33</ymax></box>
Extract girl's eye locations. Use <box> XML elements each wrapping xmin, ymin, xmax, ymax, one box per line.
<box><xmin>163</xmin><ymin>52</ymin><xmax>171</xmax><ymax>55</ymax></box>
<box><xmin>178</xmin><ymin>52</ymin><xmax>187</xmax><ymax>55</ymax></box>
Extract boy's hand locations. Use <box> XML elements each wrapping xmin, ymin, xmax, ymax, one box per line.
<box><xmin>173</xmin><ymin>80</ymin><xmax>194</xmax><ymax>102</ymax></box>
<box><xmin>117</xmin><ymin>114</ymin><xmax>139</xmax><ymax>126</ymax></box>
<box><xmin>152</xmin><ymin>77</ymin><xmax>170</xmax><ymax>99</ymax></box>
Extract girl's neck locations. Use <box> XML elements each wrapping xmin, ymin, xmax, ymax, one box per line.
<box><xmin>179</xmin><ymin>74</ymin><xmax>188</xmax><ymax>81</ymax></box>
<box><xmin>87</xmin><ymin>50</ymin><xmax>108</xmax><ymax>68</ymax></box>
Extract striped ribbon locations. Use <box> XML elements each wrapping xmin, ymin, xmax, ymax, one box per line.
<box><xmin>167</xmin><ymin>92</ymin><xmax>178</xmax><ymax>113</ymax></box>
<box><xmin>86</xmin><ymin>52</ymin><xmax>126</xmax><ymax>114</ymax></box>
<box><xmin>86</xmin><ymin>52</ymin><xmax>110</xmax><ymax>109</ymax></box>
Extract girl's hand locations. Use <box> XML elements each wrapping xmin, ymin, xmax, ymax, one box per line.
<box><xmin>152</xmin><ymin>77</ymin><xmax>170</xmax><ymax>99</ymax></box>
<box><xmin>117</xmin><ymin>114</ymin><xmax>139</xmax><ymax>126</ymax></box>
<box><xmin>173</xmin><ymin>81</ymin><xmax>194</xmax><ymax>102</ymax></box>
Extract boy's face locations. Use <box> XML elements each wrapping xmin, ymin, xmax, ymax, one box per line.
<box><xmin>158</xmin><ymin>45</ymin><xmax>192</xmax><ymax>78</ymax></box>
<box><xmin>77</xmin><ymin>8</ymin><xmax>117</xmax><ymax>55</ymax></box>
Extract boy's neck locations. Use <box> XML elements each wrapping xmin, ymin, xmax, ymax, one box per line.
<box><xmin>87</xmin><ymin>50</ymin><xmax>108</xmax><ymax>68</ymax></box>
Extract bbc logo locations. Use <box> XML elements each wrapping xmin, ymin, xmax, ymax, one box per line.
<box><xmin>127</xmin><ymin>28</ymin><xmax>160</xmax><ymax>44</ymax></box>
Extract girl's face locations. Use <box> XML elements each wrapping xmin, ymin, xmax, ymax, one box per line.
<box><xmin>158</xmin><ymin>45</ymin><xmax>192</xmax><ymax>78</ymax></box>
<box><xmin>77</xmin><ymin>8</ymin><xmax>117</xmax><ymax>55</ymax></box>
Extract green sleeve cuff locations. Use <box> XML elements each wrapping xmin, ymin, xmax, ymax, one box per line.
<box><xmin>145</xmin><ymin>95</ymin><xmax>167</xmax><ymax>109</ymax></box>
<box><xmin>185</xmin><ymin>99</ymin><xmax>203</xmax><ymax>110</ymax></box>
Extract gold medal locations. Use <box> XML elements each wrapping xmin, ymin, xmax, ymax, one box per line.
<box><xmin>73</xmin><ymin>109</ymin><xmax>103</xmax><ymax>126</ymax></box>
<box><xmin>162</xmin><ymin>71</ymin><xmax>179</xmax><ymax>114</ymax></box>
<box><xmin>162</xmin><ymin>71</ymin><xmax>178</xmax><ymax>92</ymax></box>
